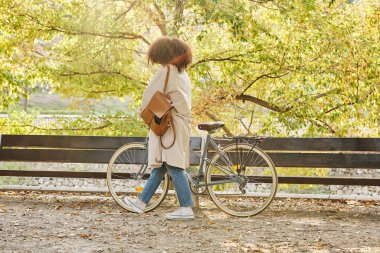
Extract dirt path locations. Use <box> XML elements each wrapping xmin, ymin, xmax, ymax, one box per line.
<box><xmin>0</xmin><ymin>191</ymin><xmax>379</xmax><ymax>253</ymax></box>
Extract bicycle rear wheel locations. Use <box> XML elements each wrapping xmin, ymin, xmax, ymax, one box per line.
<box><xmin>206</xmin><ymin>143</ymin><xmax>277</xmax><ymax>217</ymax></box>
<box><xmin>107</xmin><ymin>142</ymin><xmax>169</xmax><ymax>212</ymax></box>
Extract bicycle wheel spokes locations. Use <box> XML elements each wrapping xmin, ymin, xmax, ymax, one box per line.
<box><xmin>107</xmin><ymin>143</ymin><xmax>169</xmax><ymax>212</ymax></box>
<box><xmin>206</xmin><ymin>144</ymin><xmax>278</xmax><ymax>217</ymax></box>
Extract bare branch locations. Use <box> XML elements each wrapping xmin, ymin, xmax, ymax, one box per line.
<box><xmin>144</xmin><ymin>3</ymin><xmax>167</xmax><ymax>36</ymax></box>
<box><xmin>237</xmin><ymin>88</ymin><xmax>341</xmax><ymax>113</ymax></box>
<box><xmin>22</xmin><ymin>12</ymin><xmax>151</xmax><ymax>45</ymax></box>
<box><xmin>205</xmin><ymin>111</ymin><xmax>234</xmax><ymax>136</ymax></box>
<box><xmin>239</xmin><ymin>118</ymin><xmax>251</xmax><ymax>135</ymax></box>
<box><xmin>115</xmin><ymin>0</ymin><xmax>139</xmax><ymax>21</ymax></box>
<box><xmin>249</xmin><ymin>0</ymin><xmax>284</xmax><ymax>11</ymax></box>
<box><xmin>329</xmin><ymin>0</ymin><xmax>336</xmax><ymax>7</ymax></box>
<box><xmin>153</xmin><ymin>3</ymin><xmax>167</xmax><ymax>35</ymax></box>
<box><xmin>60</xmin><ymin>70</ymin><xmax>148</xmax><ymax>86</ymax></box>
<box><xmin>248</xmin><ymin>111</ymin><xmax>254</xmax><ymax>131</ymax></box>
<box><xmin>174</xmin><ymin>0</ymin><xmax>185</xmax><ymax>35</ymax></box>
<box><xmin>241</xmin><ymin>72</ymin><xmax>289</xmax><ymax>95</ymax></box>
<box><xmin>49</xmin><ymin>27</ymin><xmax>151</xmax><ymax>45</ymax></box>
<box><xmin>191</xmin><ymin>52</ymin><xmax>261</xmax><ymax>68</ymax></box>
<box><xmin>314</xmin><ymin>119</ymin><xmax>336</xmax><ymax>134</ymax></box>
<box><xmin>235</xmin><ymin>94</ymin><xmax>293</xmax><ymax>113</ymax></box>
<box><xmin>88</xmin><ymin>89</ymin><xmax>117</xmax><ymax>94</ymax></box>
<box><xmin>313</xmin><ymin>88</ymin><xmax>340</xmax><ymax>99</ymax></box>
<box><xmin>249</xmin><ymin>0</ymin><xmax>275</xmax><ymax>3</ymax></box>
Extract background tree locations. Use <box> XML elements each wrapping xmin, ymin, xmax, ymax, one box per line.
<box><xmin>0</xmin><ymin>0</ymin><xmax>379</xmax><ymax>136</ymax></box>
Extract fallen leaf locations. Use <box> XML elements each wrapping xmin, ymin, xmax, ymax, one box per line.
<box><xmin>54</xmin><ymin>205</ymin><xmax>63</xmax><ymax>210</ymax></box>
<box><xmin>79</xmin><ymin>233</ymin><xmax>90</xmax><ymax>239</ymax></box>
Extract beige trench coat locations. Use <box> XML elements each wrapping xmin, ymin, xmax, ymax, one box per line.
<box><xmin>141</xmin><ymin>64</ymin><xmax>192</xmax><ymax>170</ymax></box>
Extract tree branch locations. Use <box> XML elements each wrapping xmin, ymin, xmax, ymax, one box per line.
<box><xmin>314</xmin><ymin>119</ymin><xmax>336</xmax><ymax>134</ymax></box>
<box><xmin>238</xmin><ymin>118</ymin><xmax>251</xmax><ymax>135</ymax></box>
<box><xmin>313</xmin><ymin>88</ymin><xmax>339</xmax><ymax>99</ymax></box>
<box><xmin>241</xmin><ymin>72</ymin><xmax>289</xmax><ymax>95</ymax></box>
<box><xmin>249</xmin><ymin>0</ymin><xmax>275</xmax><ymax>3</ymax></box>
<box><xmin>22</xmin><ymin>12</ymin><xmax>151</xmax><ymax>45</ymax></box>
<box><xmin>205</xmin><ymin>111</ymin><xmax>234</xmax><ymax>136</ymax></box>
<box><xmin>88</xmin><ymin>89</ymin><xmax>117</xmax><ymax>94</ymax></box>
<box><xmin>173</xmin><ymin>0</ymin><xmax>185</xmax><ymax>35</ymax></box>
<box><xmin>144</xmin><ymin>3</ymin><xmax>167</xmax><ymax>36</ymax></box>
<box><xmin>115</xmin><ymin>0</ymin><xmax>139</xmax><ymax>21</ymax></box>
<box><xmin>49</xmin><ymin>27</ymin><xmax>151</xmax><ymax>45</ymax></box>
<box><xmin>153</xmin><ymin>3</ymin><xmax>167</xmax><ymax>35</ymax></box>
<box><xmin>191</xmin><ymin>51</ymin><xmax>261</xmax><ymax>68</ymax></box>
<box><xmin>60</xmin><ymin>70</ymin><xmax>148</xmax><ymax>86</ymax></box>
<box><xmin>235</xmin><ymin>94</ymin><xmax>293</xmax><ymax>113</ymax></box>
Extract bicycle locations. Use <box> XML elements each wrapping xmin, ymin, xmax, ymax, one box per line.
<box><xmin>106</xmin><ymin>121</ymin><xmax>278</xmax><ymax>217</ymax></box>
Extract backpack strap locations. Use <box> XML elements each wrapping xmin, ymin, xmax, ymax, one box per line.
<box><xmin>160</xmin><ymin>115</ymin><xmax>176</xmax><ymax>149</ymax></box>
<box><xmin>160</xmin><ymin>65</ymin><xmax>175</xmax><ymax>149</ymax></box>
<box><xmin>163</xmin><ymin>65</ymin><xmax>170</xmax><ymax>94</ymax></box>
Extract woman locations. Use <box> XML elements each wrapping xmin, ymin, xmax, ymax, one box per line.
<box><xmin>123</xmin><ymin>37</ymin><xmax>194</xmax><ymax>220</ymax></box>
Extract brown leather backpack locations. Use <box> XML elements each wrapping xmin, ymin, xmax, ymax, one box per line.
<box><xmin>140</xmin><ymin>65</ymin><xmax>176</xmax><ymax>149</ymax></box>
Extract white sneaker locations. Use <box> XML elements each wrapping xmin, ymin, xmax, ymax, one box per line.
<box><xmin>123</xmin><ymin>197</ymin><xmax>146</xmax><ymax>214</ymax></box>
<box><xmin>165</xmin><ymin>207</ymin><xmax>194</xmax><ymax>220</ymax></box>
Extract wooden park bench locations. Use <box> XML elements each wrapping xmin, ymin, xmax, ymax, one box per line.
<box><xmin>0</xmin><ymin>134</ymin><xmax>379</xmax><ymax>194</ymax></box>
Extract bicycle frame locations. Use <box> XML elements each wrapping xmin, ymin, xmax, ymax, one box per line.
<box><xmin>189</xmin><ymin>132</ymin><xmax>242</xmax><ymax>188</ymax></box>
<box><xmin>129</xmin><ymin>140</ymin><xmax>150</xmax><ymax>181</ymax></box>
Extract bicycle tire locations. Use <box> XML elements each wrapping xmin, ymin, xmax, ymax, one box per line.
<box><xmin>206</xmin><ymin>143</ymin><xmax>278</xmax><ymax>217</ymax></box>
<box><xmin>107</xmin><ymin>142</ymin><xmax>169</xmax><ymax>212</ymax></box>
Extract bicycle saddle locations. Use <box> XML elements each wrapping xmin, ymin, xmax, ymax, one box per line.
<box><xmin>197</xmin><ymin>121</ymin><xmax>225</xmax><ymax>132</ymax></box>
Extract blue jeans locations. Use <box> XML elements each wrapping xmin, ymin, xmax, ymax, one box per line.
<box><xmin>139</xmin><ymin>162</ymin><xmax>193</xmax><ymax>207</ymax></box>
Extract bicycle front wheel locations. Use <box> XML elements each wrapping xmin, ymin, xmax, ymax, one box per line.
<box><xmin>107</xmin><ymin>142</ymin><xmax>169</xmax><ymax>212</ymax></box>
<box><xmin>206</xmin><ymin>143</ymin><xmax>278</xmax><ymax>217</ymax></box>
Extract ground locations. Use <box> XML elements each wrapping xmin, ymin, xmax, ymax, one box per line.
<box><xmin>0</xmin><ymin>191</ymin><xmax>379</xmax><ymax>253</ymax></box>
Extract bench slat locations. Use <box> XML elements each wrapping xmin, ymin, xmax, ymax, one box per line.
<box><xmin>0</xmin><ymin>149</ymin><xmax>201</xmax><ymax>165</ymax></box>
<box><xmin>2</xmin><ymin>135</ymin><xmax>380</xmax><ymax>151</ymax></box>
<box><xmin>214</xmin><ymin>137</ymin><xmax>380</xmax><ymax>151</ymax></box>
<box><xmin>0</xmin><ymin>135</ymin><xmax>202</xmax><ymax>150</ymax></box>
<box><xmin>203</xmin><ymin>151</ymin><xmax>380</xmax><ymax>169</ymax></box>
<box><xmin>1</xmin><ymin>149</ymin><xmax>379</xmax><ymax>168</ymax></box>
<box><xmin>268</xmin><ymin>152</ymin><xmax>380</xmax><ymax>168</ymax></box>
<box><xmin>0</xmin><ymin>149</ymin><xmax>380</xmax><ymax>169</ymax></box>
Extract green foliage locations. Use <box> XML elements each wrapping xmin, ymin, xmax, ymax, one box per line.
<box><xmin>0</xmin><ymin>0</ymin><xmax>379</xmax><ymax>136</ymax></box>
